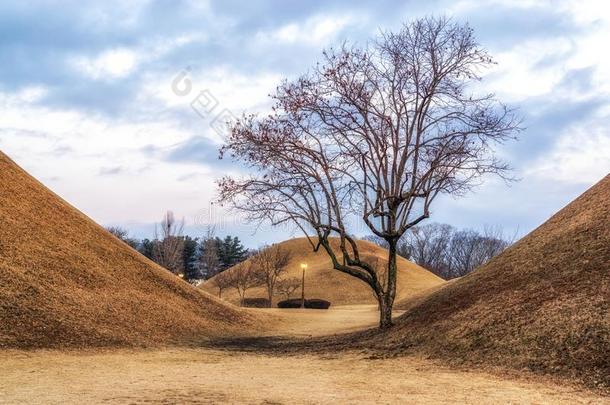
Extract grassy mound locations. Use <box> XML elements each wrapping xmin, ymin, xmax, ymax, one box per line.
<box><xmin>0</xmin><ymin>152</ymin><xmax>260</xmax><ymax>349</ymax></box>
<box><xmin>371</xmin><ymin>175</ymin><xmax>610</xmax><ymax>390</ymax></box>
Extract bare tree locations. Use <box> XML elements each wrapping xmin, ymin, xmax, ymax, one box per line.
<box><xmin>218</xmin><ymin>17</ymin><xmax>520</xmax><ymax>328</ymax></box>
<box><xmin>199</xmin><ymin>227</ymin><xmax>220</xmax><ymax>279</ymax></box>
<box><xmin>210</xmin><ymin>270</ymin><xmax>232</xmax><ymax>298</ymax></box>
<box><xmin>252</xmin><ymin>244</ymin><xmax>292</xmax><ymax>307</ymax></box>
<box><xmin>275</xmin><ymin>277</ymin><xmax>301</xmax><ymax>301</ymax></box>
<box><xmin>477</xmin><ymin>225</ymin><xmax>512</xmax><ymax>265</ymax></box>
<box><xmin>401</xmin><ymin>223</ymin><xmax>454</xmax><ymax>279</ymax></box>
<box><xmin>226</xmin><ymin>261</ymin><xmax>264</xmax><ymax>306</ymax></box>
<box><xmin>362</xmin><ymin>234</ymin><xmax>389</xmax><ymax>249</ymax></box>
<box><xmin>153</xmin><ymin>211</ymin><xmax>185</xmax><ymax>275</ymax></box>
<box><xmin>106</xmin><ymin>226</ymin><xmax>139</xmax><ymax>250</ymax></box>
<box><xmin>449</xmin><ymin>226</ymin><xmax>510</xmax><ymax>277</ymax></box>
<box><xmin>389</xmin><ymin>222</ymin><xmax>512</xmax><ymax>279</ymax></box>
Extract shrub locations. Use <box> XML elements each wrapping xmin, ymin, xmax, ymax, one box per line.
<box><xmin>306</xmin><ymin>299</ymin><xmax>331</xmax><ymax>309</ymax></box>
<box><xmin>276</xmin><ymin>298</ymin><xmax>331</xmax><ymax>309</ymax></box>
<box><xmin>242</xmin><ymin>298</ymin><xmax>270</xmax><ymax>308</ymax></box>
<box><xmin>277</xmin><ymin>298</ymin><xmax>303</xmax><ymax>308</ymax></box>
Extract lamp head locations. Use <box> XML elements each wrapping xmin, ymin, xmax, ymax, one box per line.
<box><xmin>300</xmin><ymin>263</ymin><xmax>307</xmax><ymax>270</ymax></box>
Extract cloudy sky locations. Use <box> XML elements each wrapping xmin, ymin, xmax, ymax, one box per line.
<box><xmin>1</xmin><ymin>0</ymin><xmax>609</xmax><ymax>246</ymax></box>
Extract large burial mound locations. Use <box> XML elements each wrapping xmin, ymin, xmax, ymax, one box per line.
<box><xmin>0</xmin><ymin>152</ymin><xmax>259</xmax><ymax>349</ymax></box>
<box><xmin>202</xmin><ymin>237</ymin><xmax>444</xmax><ymax>306</ymax></box>
<box><xmin>378</xmin><ymin>175</ymin><xmax>610</xmax><ymax>390</ymax></box>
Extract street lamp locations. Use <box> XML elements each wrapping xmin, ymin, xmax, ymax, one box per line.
<box><xmin>300</xmin><ymin>263</ymin><xmax>308</xmax><ymax>308</ymax></box>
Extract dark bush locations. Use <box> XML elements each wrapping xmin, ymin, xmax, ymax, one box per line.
<box><xmin>242</xmin><ymin>298</ymin><xmax>270</xmax><ymax>308</ymax></box>
<box><xmin>305</xmin><ymin>299</ymin><xmax>331</xmax><ymax>309</ymax></box>
<box><xmin>276</xmin><ymin>298</ymin><xmax>331</xmax><ymax>309</ymax></box>
<box><xmin>277</xmin><ymin>298</ymin><xmax>303</xmax><ymax>308</ymax></box>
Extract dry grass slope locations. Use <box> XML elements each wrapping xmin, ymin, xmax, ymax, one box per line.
<box><xmin>0</xmin><ymin>152</ymin><xmax>260</xmax><ymax>349</ymax></box>
<box><xmin>373</xmin><ymin>174</ymin><xmax>610</xmax><ymax>390</ymax></box>
<box><xmin>202</xmin><ymin>237</ymin><xmax>444</xmax><ymax>306</ymax></box>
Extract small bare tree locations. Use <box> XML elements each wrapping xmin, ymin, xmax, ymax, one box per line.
<box><xmin>226</xmin><ymin>261</ymin><xmax>264</xmax><ymax>306</ymax></box>
<box><xmin>218</xmin><ymin>17</ymin><xmax>520</xmax><ymax>328</ymax></box>
<box><xmin>153</xmin><ymin>211</ymin><xmax>185</xmax><ymax>275</ymax></box>
<box><xmin>252</xmin><ymin>244</ymin><xmax>292</xmax><ymax>307</ymax></box>
<box><xmin>275</xmin><ymin>277</ymin><xmax>301</xmax><ymax>301</ymax></box>
<box><xmin>210</xmin><ymin>270</ymin><xmax>232</xmax><ymax>298</ymax></box>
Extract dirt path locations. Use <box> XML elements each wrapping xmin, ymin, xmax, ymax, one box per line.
<box><xmin>1</xmin><ymin>306</ymin><xmax>607</xmax><ymax>404</ymax></box>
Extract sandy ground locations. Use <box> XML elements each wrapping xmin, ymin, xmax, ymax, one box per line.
<box><xmin>1</xmin><ymin>306</ymin><xmax>607</xmax><ymax>404</ymax></box>
<box><xmin>254</xmin><ymin>304</ymin><xmax>393</xmax><ymax>337</ymax></box>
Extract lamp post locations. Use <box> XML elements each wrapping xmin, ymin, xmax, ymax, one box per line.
<box><xmin>300</xmin><ymin>263</ymin><xmax>307</xmax><ymax>308</ymax></box>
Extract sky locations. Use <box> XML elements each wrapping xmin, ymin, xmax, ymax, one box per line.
<box><xmin>1</xmin><ymin>0</ymin><xmax>609</xmax><ymax>247</ymax></box>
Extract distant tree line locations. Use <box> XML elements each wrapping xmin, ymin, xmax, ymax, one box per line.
<box><xmin>363</xmin><ymin>223</ymin><xmax>513</xmax><ymax>280</ymax></box>
<box><xmin>107</xmin><ymin>212</ymin><xmax>509</xmax><ymax>294</ymax></box>
<box><xmin>106</xmin><ymin>211</ymin><xmax>249</xmax><ymax>283</ymax></box>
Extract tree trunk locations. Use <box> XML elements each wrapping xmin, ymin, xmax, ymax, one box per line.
<box><xmin>378</xmin><ymin>239</ymin><xmax>398</xmax><ymax>329</ymax></box>
<box><xmin>378</xmin><ymin>295</ymin><xmax>393</xmax><ymax>329</ymax></box>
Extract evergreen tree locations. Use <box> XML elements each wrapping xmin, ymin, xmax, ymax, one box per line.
<box><xmin>182</xmin><ymin>236</ymin><xmax>200</xmax><ymax>281</ymax></box>
<box><xmin>215</xmin><ymin>235</ymin><xmax>248</xmax><ymax>270</ymax></box>
<box><xmin>138</xmin><ymin>238</ymin><xmax>155</xmax><ymax>260</ymax></box>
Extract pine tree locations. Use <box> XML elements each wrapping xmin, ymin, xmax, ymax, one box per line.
<box><xmin>182</xmin><ymin>236</ymin><xmax>200</xmax><ymax>281</ymax></box>
<box><xmin>138</xmin><ymin>238</ymin><xmax>155</xmax><ymax>260</ymax></box>
<box><xmin>227</xmin><ymin>236</ymin><xmax>248</xmax><ymax>265</ymax></box>
<box><xmin>215</xmin><ymin>235</ymin><xmax>248</xmax><ymax>270</ymax></box>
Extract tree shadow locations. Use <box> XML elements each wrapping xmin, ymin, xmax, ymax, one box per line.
<box><xmin>203</xmin><ymin>327</ymin><xmax>384</xmax><ymax>357</ymax></box>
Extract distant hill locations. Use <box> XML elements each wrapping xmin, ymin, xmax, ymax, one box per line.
<box><xmin>0</xmin><ymin>151</ymin><xmax>260</xmax><ymax>348</ymax></box>
<box><xmin>373</xmin><ymin>175</ymin><xmax>610</xmax><ymax>390</ymax></box>
<box><xmin>202</xmin><ymin>237</ymin><xmax>444</xmax><ymax>306</ymax></box>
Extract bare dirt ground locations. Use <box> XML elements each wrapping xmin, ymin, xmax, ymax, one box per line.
<box><xmin>1</xmin><ymin>306</ymin><xmax>607</xmax><ymax>404</ymax></box>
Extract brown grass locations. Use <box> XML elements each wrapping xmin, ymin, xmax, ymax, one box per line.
<box><xmin>2</xmin><ymin>347</ymin><xmax>606</xmax><ymax>404</ymax></box>
<box><xmin>0</xmin><ymin>151</ymin><xmax>262</xmax><ymax>349</ymax></box>
<box><xmin>201</xmin><ymin>237</ymin><xmax>444</xmax><ymax>306</ymax></box>
<box><xmin>359</xmin><ymin>174</ymin><xmax>610</xmax><ymax>391</ymax></box>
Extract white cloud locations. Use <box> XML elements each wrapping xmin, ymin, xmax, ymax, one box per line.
<box><xmin>0</xmin><ymin>85</ymin><xmax>48</xmax><ymax>104</ymax></box>
<box><xmin>526</xmin><ymin>125</ymin><xmax>610</xmax><ymax>184</ymax></box>
<box><xmin>483</xmin><ymin>37</ymin><xmax>571</xmax><ymax>101</ymax></box>
<box><xmin>256</xmin><ymin>14</ymin><xmax>355</xmax><ymax>46</ymax></box>
<box><xmin>144</xmin><ymin>66</ymin><xmax>280</xmax><ymax>143</ymax></box>
<box><xmin>72</xmin><ymin>48</ymin><xmax>138</xmax><ymax>80</ymax></box>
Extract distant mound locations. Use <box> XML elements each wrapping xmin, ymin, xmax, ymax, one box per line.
<box><xmin>0</xmin><ymin>152</ymin><xmax>259</xmax><ymax>349</ymax></box>
<box><xmin>374</xmin><ymin>175</ymin><xmax>610</xmax><ymax>389</ymax></box>
<box><xmin>202</xmin><ymin>237</ymin><xmax>444</xmax><ymax>306</ymax></box>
